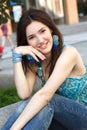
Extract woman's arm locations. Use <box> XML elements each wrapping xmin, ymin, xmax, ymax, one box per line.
<box><xmin>10</xmin><ymin>47</ymin><xmax>78</xmax><ymax>130</ymax></box>
<box><xmin>13</xmin><ymin>46</ymin><xmax>46</xmax><ymax>99</ymax></box>
<box><xmin>14</xmin><ymin>62</ymin><xmax>35</xmax><ymax>99</ymax></box>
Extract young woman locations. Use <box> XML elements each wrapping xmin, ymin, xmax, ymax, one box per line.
<box><xmin>2</xmin><ymin>8</ymin><xmax>87</xmax><ymax>130</ymax></box>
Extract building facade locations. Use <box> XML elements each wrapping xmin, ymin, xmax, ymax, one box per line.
<box><xmin>35</xmin><ymin>0</ymin><xmax>79</xmax><ymax>25</ymax></box>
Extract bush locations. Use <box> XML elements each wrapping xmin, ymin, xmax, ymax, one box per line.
<box><xmin>0</xmin><ymin>87</ymin><xmax>21</xmax><ymax>108</ymax></box>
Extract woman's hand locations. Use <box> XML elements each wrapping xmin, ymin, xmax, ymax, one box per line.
<box><xmin>14</xmin><ymin>46</ymin><xmax>46</xmax><ymax>62</ymax></box>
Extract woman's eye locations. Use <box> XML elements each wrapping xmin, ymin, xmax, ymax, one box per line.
<box><xmin>40</xmin><ymin>29</ymin><xmax>46</xmax><ymax>33</ymax></box>
<box><xmin>28</xmin><ymin>36</ymin><xmax>34</xmax><ymax>40</ymax></box>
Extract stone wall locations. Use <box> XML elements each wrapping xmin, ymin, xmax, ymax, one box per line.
<box><xmin>0</xmin><ymin>102</ymin><xmax>21</xmax><ymax>129</ymax></box>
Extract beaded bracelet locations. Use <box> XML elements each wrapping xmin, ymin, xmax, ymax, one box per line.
<box><xmin>12</xmin><ymin>51</ymin><xmax>22</xmax><ymax>63</ymax></box>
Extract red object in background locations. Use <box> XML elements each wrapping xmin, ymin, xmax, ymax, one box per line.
<box><xmin>0</xmin><ymin>46</ymin><xmax>4</xmax><ymax>55</ymax></box>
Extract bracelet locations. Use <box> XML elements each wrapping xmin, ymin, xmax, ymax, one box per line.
<box><xmin>12</xmin><ymin>51</ymin><xmax>22</xmax><ymax>63</ymax></box>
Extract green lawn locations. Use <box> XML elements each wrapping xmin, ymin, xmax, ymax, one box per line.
<box><xmin>0</xmin><ymin>87</ymin><xmax>21</xmax><ymax>108</ymax></box>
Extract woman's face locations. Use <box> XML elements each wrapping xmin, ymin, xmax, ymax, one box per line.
<box><xmin>26</xmin><ymin>21</ymin><xmax>53</xmax><ymax>56</ymax></box>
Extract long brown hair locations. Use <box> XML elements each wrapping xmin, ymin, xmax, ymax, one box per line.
<box><xmin>17</xmin><ymin>8</ymin><xmax>64</xmax><ymax>76</ymax></box>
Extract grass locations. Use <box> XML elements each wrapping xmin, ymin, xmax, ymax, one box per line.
<box><xmin>0</xmin><ymin>87</ymin><xmax>21</xmax><ymax>108</ymax></box>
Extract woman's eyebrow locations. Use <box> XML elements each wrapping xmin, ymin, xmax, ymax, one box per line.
<box><xmin>27</xmin><ymin>34</ymin><xmax>33</xmax><ymax>38</ymax></box>
<box><xmin>39</xmin><ymin>27</ymin><xmax>46</xmax><ymax>31</ymax></box>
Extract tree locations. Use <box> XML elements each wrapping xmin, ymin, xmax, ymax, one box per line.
<box><xmin>0</xmin><ymin>0</ymin><xmax>25</xmax><ymax>24</ymax></box>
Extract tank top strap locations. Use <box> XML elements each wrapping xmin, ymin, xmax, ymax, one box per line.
<box><xmin>62</xmin><ymin>43</ymin><xmax>72</xmax><ymax>51</ymax></box>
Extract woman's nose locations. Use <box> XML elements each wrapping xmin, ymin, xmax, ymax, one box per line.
<box><xmin>37</xmin><ymin>36</ymin><xmax>44</xmax><ymax>43</ymax></box>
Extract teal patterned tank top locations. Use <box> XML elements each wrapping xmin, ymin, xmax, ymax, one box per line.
<box><xmin>56</xmin><ymin>44</ymin><xmax>87</xmax><ymax>105</ymax></box>
<box><xmin>56</xmin><ymin>66</ymin><xmax>87</xmax><ymax>105</ymax></box>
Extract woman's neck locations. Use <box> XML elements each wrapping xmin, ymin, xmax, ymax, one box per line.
<box><xmin>42</xmin><ymin>52</ymin><xmax>51</xmax><ymax>67</ymax></box>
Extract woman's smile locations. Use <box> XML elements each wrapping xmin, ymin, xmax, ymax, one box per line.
<box><xmin>37</xmin><ymin>41</ymin><xmax>48</xmax><ymax>50</ymax></box>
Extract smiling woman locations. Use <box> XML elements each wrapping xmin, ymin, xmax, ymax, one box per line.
<box><xmin>2</xmin><ymin>8</ymin><xmax>87</xmax><ymax>130</ymax></box>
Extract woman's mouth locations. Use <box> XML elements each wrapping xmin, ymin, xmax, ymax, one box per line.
<box><xmin>38</xmin><ymin>42</ymin><xmax>48</xmax><ymax>50</ymax></box>
<box><xmin>40</xmin><ymin>43</ymin><xmax>47</xmax><ymax>49</ymax></box>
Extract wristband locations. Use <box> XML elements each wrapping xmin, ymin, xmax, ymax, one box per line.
<box><xmin>12</xmin><ymin>51</ymin><xmax>22</xmax><ymax>63</ymax></box>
